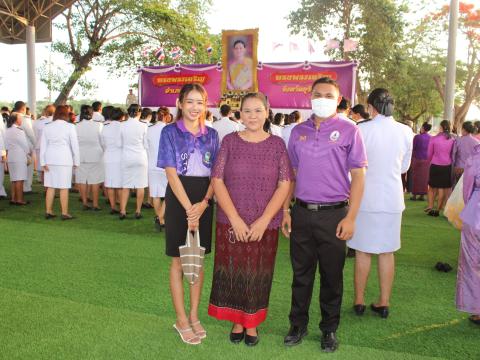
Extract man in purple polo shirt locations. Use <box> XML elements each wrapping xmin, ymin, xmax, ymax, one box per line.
<box><xmin>281</xmin><ymin>77</ymin><xmax>367</xmax><ymax>352</ymax></box>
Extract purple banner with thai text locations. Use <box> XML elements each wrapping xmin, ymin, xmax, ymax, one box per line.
<box><xmin>139</xmin><ymin>61</ymin><xmax>357</xmax><ymax>109</ymax></box>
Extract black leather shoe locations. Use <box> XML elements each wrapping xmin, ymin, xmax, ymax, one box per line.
<box><xmin>135</xmin><ymin>212</ymin><xmax>143</xmax><ymax>219</ymax></box>
<box><xmin>284</xmin><ymin>325</ymin><xmax>308</xmax><ymax>346</ymax></box>
<box><xmin>230</xmin><ymin>329</ymin><xmax>245</xmax><ymax>344</ymax></box>
<box><xmin>45</xmin><ymin>213</ymin><xmax>56</xmax><ymax>219</ymax></box>
<box><xmin>469</xmin><ymin>315</ymin><xmax>480</xmax><ymax>325</ymax></box>
<box><xmin>321</xmin><ymin>332</ymin><xmax>338</xmax><ymax>353</ymax></box>
<box><xmin>353</xmin><ymin>304</ymin><xmax>366</xmax><ymax>316</ymax></box>
<box><xmin>119</xmin><ymin>213</ymin><xmax>126</xmax><ymax>220</ymax></box>
<box><xmin>370</xmin><ymin>304</ymin><xmax>389</xmax><ymax>318</ymax></box>
<box><xmin>244</xmin><ymin>331</ymin><xmax>259</xmax><ymax>346</ymax></box>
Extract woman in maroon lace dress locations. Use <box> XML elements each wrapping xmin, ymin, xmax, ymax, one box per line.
<box><xmin>208</xmin><ymin>93</ymin><xmax>293</xmax><ymax>346</ymax></box>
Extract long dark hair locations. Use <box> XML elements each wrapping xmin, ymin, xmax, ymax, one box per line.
<box><xmin>439</xmin><ymin>120</ymin><xmax>452</xmax><ymax>139</ymax></box>
<box><xmin>367</xmin><ymin>88</ymin><xmax>394</xmax><ymax>116</ymax></box>
<box><xmin>176</xmin><ymin>83</ymin><xmax>207</xmax><ymax>125</ymax></box>
<box><xmin>6</xmin><ymin>113</ymin><xmax>19</xmax><ymax>128</ymax></box>
<box><xmin>351</xmin><ymin>104</ymin><xmax>369</xmax><ymax>119</ymax></box>
<box><xmin>79</xmin><ymin>105</ymin><xmax>93</xmax><ymax>121</ymax></box>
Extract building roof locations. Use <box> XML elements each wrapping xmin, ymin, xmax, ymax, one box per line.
<box><xmin>0</xmin><ymin>0</ymin><xmax>76</xmax><ymax>44</ymax></box>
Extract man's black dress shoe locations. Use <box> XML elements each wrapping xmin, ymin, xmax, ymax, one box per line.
<box><xmin>469</xmin><ymin>315</ymin><xmax>480</xmax><ymax>325</ymax></box>
<box><xmin>321</xmin><ymin>332</ymin><xmax>338</xmax><ymax>353</ymax></box>
<box><xmin>370</xmin><ymin>304</ymin><xmax>389</xmax><ymax>318</ymax></box>
<box><xmin>244</xmin><ymin>331</ymin><xmax>259</xmax><ymax>346</ymax></box>
<box><xmin>353</xmin><ymin>304</ymin><xmax>366</xmax><ymax>316</ymax></box>
<box><xmin>229</xmin><ymin>329</ymin><xmax>244</xmax><ymax>344</ymax></box>
<box><xmin>284</xmin><ymin>325</ymin><xmax>308</xmax><ymax>346</ymax></box>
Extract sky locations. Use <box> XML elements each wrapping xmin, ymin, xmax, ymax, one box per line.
<box><xmin>0</xmin><ymin>0</ymin><xmax>473</xmax><ymax>110</ymax></box>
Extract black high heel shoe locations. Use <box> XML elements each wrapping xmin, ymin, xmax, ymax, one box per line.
<box><xmin>370</xmin><ymin>304</ymin><xmax>389</xmax><ymax>318</ymax></box>
<box><xmin>229</xmin><ymin>326</ymin><xmax>244</xmax><ymax>344</ymax></box>
<box><xmin>353</xmin><ymin>304</ymin><xmax>366</xmax><ymax>316</ymax></box>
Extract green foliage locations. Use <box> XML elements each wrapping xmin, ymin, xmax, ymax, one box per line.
<box><xmin>49</xmin><ymin>0</ymin><xmax>219</xmax><ymax>104</ymax></box>
<box><xmin>288</xmin><ymin>0</ymin><xmax>406</xmax><ymax>94</ymax></box>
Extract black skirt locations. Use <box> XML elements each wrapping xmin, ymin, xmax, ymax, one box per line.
<box><xmin>164</xmin><ymin>175</ymin><xmax>213</xmax><ymax>257</ymax></box>
<box><xmin>428</xmin><ymin>164</ymin><xmax>452</xmax><ymax>188</ymax></box>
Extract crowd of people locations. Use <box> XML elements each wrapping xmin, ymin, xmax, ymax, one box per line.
<box><xmin>0</xmin><ymin>78</ymin><xmax>479</xmax><ymax>353</ymax></box>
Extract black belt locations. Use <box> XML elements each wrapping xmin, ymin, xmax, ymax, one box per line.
<box><xmin>296</xmin><ymin>199</ymin><xmax>348</xmax><ymax>211</ymax></box>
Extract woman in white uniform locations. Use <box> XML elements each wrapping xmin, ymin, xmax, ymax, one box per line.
<box><xmin>5</xmin><ymin>112</ymin><xmax>31</xmax><ymax>205</ymax></box>
<box><xmin>147</xmin><ymin>109</ymin><xmax>168</xmax><ymax>230</ymax></box>
<box><xmin>347</xmin><ymin>89</ymin><xmax>413</xmax><ymax>318</ymax></box>
<box><xmin>0</xmin><ymin>114</ymin><xmax>7</xmax><ymax>198</ymax></box>
<box><xmin>40</xmin><ymin>105</ymin><xmax>80</xmax><ymax>220</ymax></box>
<box><xmin>119</xmin><ymin>104</ymin><xmax>148</xmax><ymax>219</ymax></box>
<box><xmin>33</xmin><ymin>104</ymin><xmax>55</xmax><ymax>185</ymax></box>
<box><xmin>101</xmin><ymin>107</ymin><xmax>125</xmax><ymax>214</ymax></box>
<box><xmin>75</xmin><ymin>105</ymin><xmax>104</xmax><ymax>210</ymax></box>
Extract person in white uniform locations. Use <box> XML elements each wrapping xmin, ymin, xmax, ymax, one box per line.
<box><xmin>282</xmin><ymin>111</ymin><xmax>302</xmax><ymax>146</ymax></box>
<box><xmin>347</xmin><ymin>88</ymin><xmax>413</xmax><ymax>318</ymax></box>
<box><xmin>119</xmin><ymin>104</ymin><xmax>148</xmax><ymax>219</ymax></box>
<box><xmin>0</xmin><ymin>112</ymin><xmax>7</xmax><ymax>197</ymax></box>
<box><xmin>212</xmin><ymin>104</ymin><xmax>243</xmax><ymax>143</ymax></box>
<box><xmin>75</xmin><ymin>105</ymin><xmax>104</xmax><ymax>210</ymax></box>
<box><xmin>101</xmin><ymin>107</ymin><xmax>125</xmax><ymax>214</ymax></box>
<box><xmin>147</xmin><ymin>109</ymin><xmax>168</xmax><ymax>230</ymax></box>
<box><xmin>33</xmin><ymin>104</ymin><xmax>55</xmax><ymax>185</ymax></box>
<box><xmin>40</xmin><ymin>105</ymin><xmax>80</xmax><ymax>220</ymax></box>
<box><xmin>13</xmin><ymin>101</ymin><xmax>36</xmax><ymax>192</ymax></box>
<box><xmin>92</xmin><ymin>101</ymin><xmax>105</xmax><ymax>123</ymax></box>
<box><xmin>5</xmin><ymin>112</ymin><xmax>32</xmax><ymax>205</ymax></box>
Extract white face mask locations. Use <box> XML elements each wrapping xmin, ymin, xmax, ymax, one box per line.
<box><xmin>311</xmin><ymin>98</ymin><xmax>338</xmax><ymax>118</ymax></box>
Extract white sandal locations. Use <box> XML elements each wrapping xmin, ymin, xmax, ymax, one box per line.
<box><xmin>190</xmin><ymin>320</ymin><xmax>207</xmax><ymax>339</ymax></box>
<box><xmin>173</xmin><ymin>324</ymin><xmax>201</xmax><ymax>345</ymax></box>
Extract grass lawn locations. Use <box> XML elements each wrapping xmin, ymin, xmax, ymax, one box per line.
<box><xmin>0</xmin><ymin>180</ymin><xmax>478</xmax><ymax>359</ymax></box>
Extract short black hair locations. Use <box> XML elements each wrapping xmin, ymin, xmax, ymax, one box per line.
<box><xmin>1</xmin><ymin>106</ymin><xmax>9</xmax><ymax>112</ymax></box>
<box><xmin>462</xmin><ymin>121</ymin><xmax>475</xmax><ymax>134</ymax></box>
<box><xmin>92</xmin><ymin>101</ymin><xmax>102</xmax><ymax>112</ymax></box>
<box><xmin>220</xmin><ymin>104</ymin><xmax>231</xmax><ymax>117</ymax></box>
<box><xmin>102</xmin><ymin>105</ymin><xmax>114</xmax><ymax>120</ymax></box>
<box><xmin>140</xmin><ymin>107</ymin><xmax>152</xmax><ymax>120</ymax></box>
<box><xmin>311</xmin><ymin>77</ymin><xmax>339</xmax><ymax>91</ymax></box>
<box><xmin>128</xmin><ymin>104</ymin><xmax>141</xmax><ymax>118</ymax></box>
<box><xmin>233</xmin><ymin>40</ymin><xmax>246</xmax><ymax>48</ymax></box>
<box><xmin>337</xmin><ymin>98</ymin><xmax>350</xmax><ymax>111</ymax></box>
<box><xmin>234</xmin><ymin>111</ymin><xmax>241</xmax><ymax>120</ymax></box>
<box><xmin>111</xmin><ymin>107</ymin><xmax>126</xmax><ymax>121</ymax></box>
<box><xmin>13</xmin><ymin>101</ymin><xmax>26</xmax><ymax>112</ymax></box>
<box><xmin>421</xmin><ymin>122</ymin><xmax>432</xmax><ymax>132</ymax></box>
<box><xmin>351</xmin><ymin>104</ymin><xmax>369</xmax><ymax>119</ymax></box>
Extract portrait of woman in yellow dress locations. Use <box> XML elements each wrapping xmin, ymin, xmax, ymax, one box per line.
<box><xmin>227</xmin><ymin>40</ymin><xmax>253</xmax><ymax>91</ymax></box>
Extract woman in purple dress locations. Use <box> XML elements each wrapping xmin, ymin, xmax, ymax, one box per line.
<box><xmin>208</xmin><ymin>92</ymin><xmax>293</xmax><ymax>346</ymax></box>
<box><xmin>456</xmin><ymin>143</ymin><xmax>480</xmax><ymax>325</ymax></box>
<box><xmin>410</xmin><ymin>122</ymin><xmax>432</xmax><ymax>201</ymax></box>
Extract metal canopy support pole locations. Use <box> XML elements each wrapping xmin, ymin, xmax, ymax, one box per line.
<box><xmin>26</xmin><ymin>25</ymin><xmax>36</xmax><ymax>116</ymax></box>
<box><xmin>443</xmin><ymin>0</ymin><xmax>459</xmax><ymax>123</ymax></box>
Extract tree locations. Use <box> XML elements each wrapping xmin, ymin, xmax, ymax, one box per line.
<box><xmin>288</xmin><ymin>0</ymin><xmax>406</xmax><ymax>100</ymax></box>
<box><xmin>51</xmin><ymin>0</ymin><xmax>219</xmax><ymax>105</ymax></box>
<box><xmin>427</xmin><ymin>2</ymin><xmax>480</xmax><ymax>128</ymax></box>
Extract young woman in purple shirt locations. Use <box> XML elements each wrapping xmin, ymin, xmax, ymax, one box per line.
<box><xmin>426</xmin><ymin>120</ymin><xmax>455</xmax><ymax>216</ymax></box>
<box><xmin>157</xmin><ymin>83</ymin><xmax>219</xmax><ymax>345</ymax></box>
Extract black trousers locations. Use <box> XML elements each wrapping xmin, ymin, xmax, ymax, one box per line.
<box><xmin>288</xmin><ymin>204</ymin><xmax>347</xmax><ymax>332</ymax></box>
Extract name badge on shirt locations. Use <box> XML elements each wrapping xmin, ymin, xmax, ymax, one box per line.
<box><xmin>204</xmin><ymin>151</ymin><xmax>211</xmax><ymax>165</ymax></box>
<box><xmin>329</xmin><ymin>130</ymin><xmax>340</xmax><ymax>142</ymax></box>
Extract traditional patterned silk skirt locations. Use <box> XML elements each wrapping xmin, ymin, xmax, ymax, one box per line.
<box><xmin>456</xmin><ymin>224</ymin><xmax>480</xmax><ymax>314</ymax></box>
<box><xmin>208</xmin><ymin>222</ymin><xmax>279</xmax><ymax>328</ymax></box>
<box><xmin>411</xmin><ymin>158</ymin><xmax>429</xmax><ymax>195</ymax></box>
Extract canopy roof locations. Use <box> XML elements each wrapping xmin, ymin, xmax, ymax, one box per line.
<box><xmin>0</xmin><ymin>0</ymin><xmax>76</xmax><ymax>44</ymax></box>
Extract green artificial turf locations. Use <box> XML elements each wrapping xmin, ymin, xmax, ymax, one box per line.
<box><xmin>0</xmin><ymin>179</ymin><xmax>478</xmax><ymax>359</ymax></box>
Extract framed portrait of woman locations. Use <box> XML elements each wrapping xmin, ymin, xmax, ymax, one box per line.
<box><xmin>221</xmin><ymin>29</ymin><xmax>259</xmax><ymax>93</ymax></box>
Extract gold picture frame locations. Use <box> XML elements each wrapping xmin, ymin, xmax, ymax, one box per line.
<box><xmin>221</xmin><ymin>28</ymin><xmax>259</xmax><ymax>94</ymax></box>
